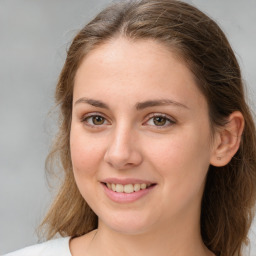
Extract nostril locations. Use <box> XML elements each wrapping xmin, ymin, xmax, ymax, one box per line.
<box><xmin>104</xmin><ymin>148</ymin><xmax>143</xmax><ymax>170</ymax></box>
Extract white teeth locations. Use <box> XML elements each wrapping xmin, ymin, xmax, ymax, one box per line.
<box><xmin>140</xmin><ymin>183</ymin><xmax>147</xmax><ymax>189</ymax></box>
<box><xmin>106</xmin><ymin>183</ymin><xmax>151</xmax><ymax>193</ymax></box>
<box><xmin>124</xmin><ymin>184</ymin><xmax>134</xmax><ymax>193</ymax></box>
<box><xmin>134</xmin><ymin>184</ymin><xmax>140</xmax><ymax>192</ymax></box>
<box><xmin>115</xmin><ymin>184</ymin><xmax>124</xmax><ymax>193</ymax></box>
<box><xmin>111</xmin><ymin>183</ymin><xmax>116</xmax><ymax>192</ymax></box>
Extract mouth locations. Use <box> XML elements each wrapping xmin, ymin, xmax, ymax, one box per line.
<box><xmin>102</xmin><ymin>182</ymin><xmax>156</xmax><ymax>194</ymax></box>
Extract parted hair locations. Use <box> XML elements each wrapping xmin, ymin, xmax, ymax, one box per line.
<box><xmin>40</xmin><ymin>1</ymin><xmax>256</xmax><ymax>255</ymax></box>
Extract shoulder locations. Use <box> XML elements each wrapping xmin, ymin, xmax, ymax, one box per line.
<box><xmin>3</xmin><ymin>237</ymin><xmax>72</xmax><ymax>256</ymax></box>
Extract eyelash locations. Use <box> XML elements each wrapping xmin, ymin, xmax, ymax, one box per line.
<box><xmin>81</xmin><ymin>112</ymin><xmax>110</xmax><ymax>128</ymax></box>
<box><xmin>143</xmin><ymin>113</ymin><xmax>176</xmax><ymax>128</ymax></box>
<box><xmin>80</xmin><ymin>112</ymin><xmax>176</xmax><ymax>129</ymax></box>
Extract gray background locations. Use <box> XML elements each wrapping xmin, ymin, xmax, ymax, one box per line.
<box><xmin>0</xmin><ymin>0</ymin><xmax>255</xmax><ymax>254</ymax></box>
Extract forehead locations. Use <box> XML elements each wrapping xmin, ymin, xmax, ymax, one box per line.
<box><xmin>76</xmin><ymin>37</ymin><xmax>184</xmax><ymax>79</ymax></box>
<box><xmin>74</xmin><ymin>37</ymin><xmax>206</xmax><ymax>110</ymax></box>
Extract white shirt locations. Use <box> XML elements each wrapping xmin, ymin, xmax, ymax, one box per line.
<box><xmin>3</xmin><ymin>237</ymin><xmax>72</xmax><ymax>256</ymax></box>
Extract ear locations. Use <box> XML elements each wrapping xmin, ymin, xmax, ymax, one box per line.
<box><xmin>210</xmin><ymin>111</ymin><xmax>244</xmax><ymax>167</ymax></box>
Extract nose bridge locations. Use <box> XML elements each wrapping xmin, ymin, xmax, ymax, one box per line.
<box><xmin>104</xmin><ymin>121</ymin><xmax>142</xmax><ymax>169</ymax></box>
<box><xmin>113</xmin><ymin>124</ymin><xmax>130</xmax><ymax>149</ymax></box>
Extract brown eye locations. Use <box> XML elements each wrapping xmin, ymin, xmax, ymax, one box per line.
<box><xmin>83</xmin><ymin>115</ymin><xmax>108</xmax><ymax>126</ymax></box>
<box><xmin>144</xmin><ymin>114</ymin><xmax>175</xmax><ymax>128</ymax></box>
<box><xmin>153</xmin><ymin>116</ymin><xmax>167</xmax><ymax>126</ymax></box>
<box><xmin>92</xmin><ymin>116</ymin><xmax>105</xmax><ymax>125</ymax></box>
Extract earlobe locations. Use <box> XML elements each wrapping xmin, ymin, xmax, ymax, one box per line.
<box><xmin>210</xmin><ymin>111</ymin><xmax>244</xmax><ymax>167</ymax></box>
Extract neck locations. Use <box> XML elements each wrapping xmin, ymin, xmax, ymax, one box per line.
<box><xmin>86</xmin><ymin>215</ymin><xmax>213</xmax><ymax>256</ymax></box>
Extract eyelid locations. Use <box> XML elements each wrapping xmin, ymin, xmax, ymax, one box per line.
<box><xmin>80</xmin><ymin>112</ymin><xmax>175</xmax><ymax>128</ymax></box>
<box><xmin>143</xmin><ymin>113</ymin><xmax>176</xmax><ymax>127</ymax></box>
<box><xmin>80</xmin><ymin>112</ymin><xmax>111</xmax><ymax>127</ymax></box>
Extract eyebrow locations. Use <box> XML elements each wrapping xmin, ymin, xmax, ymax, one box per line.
<box><xmin>135</xmin><ymin>99</ymin><xmax>189</xmax><ymax>110</ymax></box>
<box><xmin>74</xmin><ymin>97</ymin><xmax>109</xmax><ymax>109</ymax></box>
<box><xmin>74</xmin><ymin>97</ymin><xmax>188</xmax><ymax>110</ymax></box>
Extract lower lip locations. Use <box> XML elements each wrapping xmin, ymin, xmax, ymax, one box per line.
<box><xmin>101</xmin><ymin>183</ymin><xmax>156</xmax><ymax>203</ymax></box>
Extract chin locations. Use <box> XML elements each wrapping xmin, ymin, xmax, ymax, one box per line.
<box><xmin>98</xmin><ymin>210</ymin><xmax>158</xmax><ymax>235</ymax></box>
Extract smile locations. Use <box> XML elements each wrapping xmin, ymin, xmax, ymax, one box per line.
<box><xmin>106</xmin><ymin>183</ymin><xmax>151</xmax><ymax>193</ymax></box>
<box><xmin>102</xmin><ymin>181</ymin><xmax>156</xmax><ymax>203</ymax></box>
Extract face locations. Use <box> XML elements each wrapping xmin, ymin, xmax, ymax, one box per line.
<box><xmin>70</xmin><ymin>38</ymin><xmax>216</xmax><ymax>235</ymax></box>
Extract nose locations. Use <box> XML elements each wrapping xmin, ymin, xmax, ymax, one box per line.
<box><xmin>104</xmin><ymin>126</ymin><xmax>143</xmax><ymax>170</ymax></box>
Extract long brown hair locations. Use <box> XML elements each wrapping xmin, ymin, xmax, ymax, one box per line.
<box><xmin>40</xmin><ymin>1</ymin><xmax>256</xmax><ymax>255</ymax></box>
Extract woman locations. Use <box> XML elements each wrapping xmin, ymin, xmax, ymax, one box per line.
<box><xmin>5</xmin><ymin>0</ymin><xmax>256</xmax><ymax>255</ymax></box>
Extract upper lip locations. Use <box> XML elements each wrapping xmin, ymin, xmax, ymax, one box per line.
<box><xmin>101</xmin><ymin>178</ymin><xmax>156</xmax><ymax>185</ymax></box>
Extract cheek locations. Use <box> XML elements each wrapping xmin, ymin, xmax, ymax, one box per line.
<box><xmin>70</xmin><ymin>126</ymin><xmax>104</xmax><ymax>179</ymax></box>
<box><xmin>145</xmin><ymin>132</ymin><xmax>211</xmax><ymax>214</ymax></box>
<box><xmin>70</xmin><ymin>127</ymin><xmax>107</xmax><ymax>208</ymax></box>
<box><xmin>145</xmin><ymin>128</ymin><xmax>211</xmax><ymax>187</ymax></box>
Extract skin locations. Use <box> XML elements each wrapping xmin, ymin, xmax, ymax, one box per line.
<box><xmin>69</xmin><ymin>37</ymin><xmax>244</xmax><ymax>256</ymax></box>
